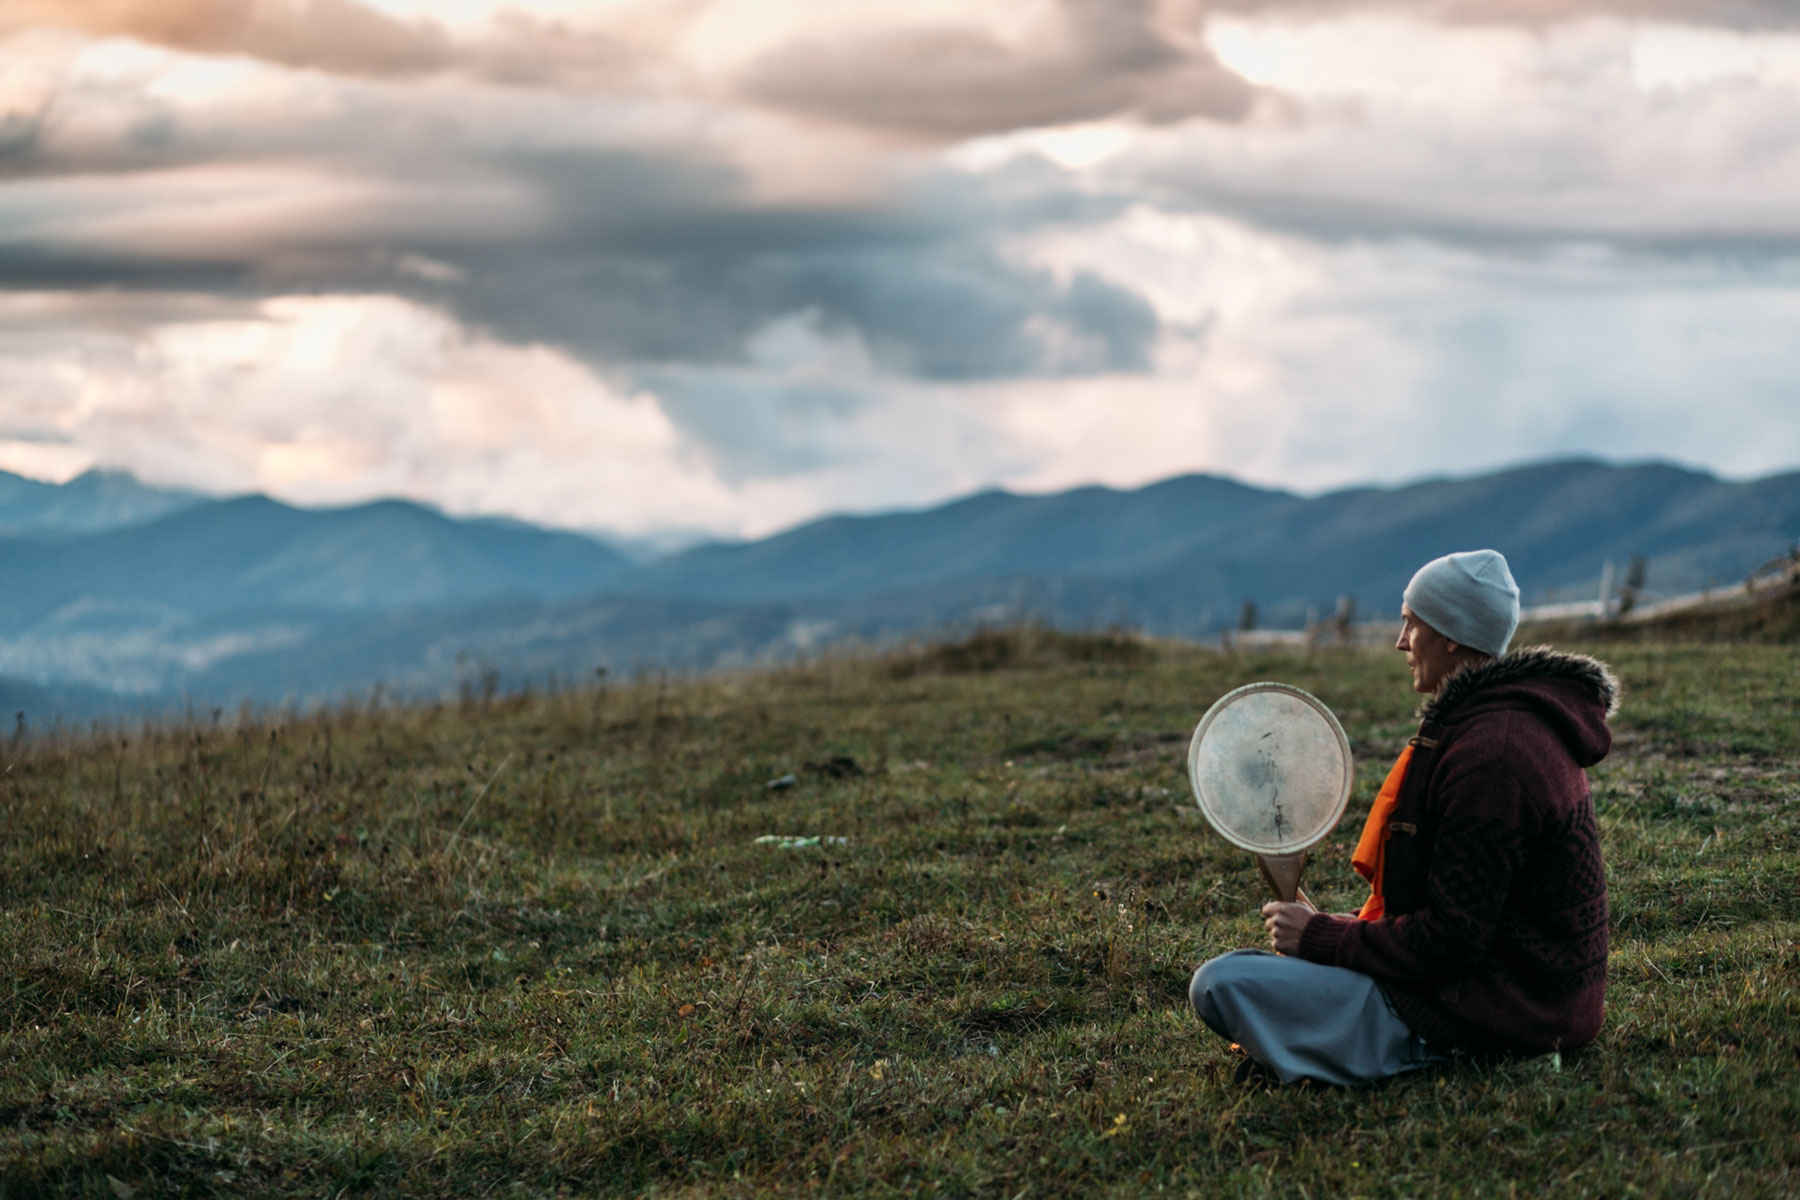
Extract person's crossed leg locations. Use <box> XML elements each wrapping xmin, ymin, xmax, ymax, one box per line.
<box><xmin>1189</xmin><ymin>949</ymin><xmax>1440</xmax><ymax>1087</ymax></box>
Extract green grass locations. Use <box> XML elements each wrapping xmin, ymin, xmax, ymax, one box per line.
<box><xmin>2</xmin><ymin>630</ymin><xmax>1796</xmax><ymax>1196</ymax></box>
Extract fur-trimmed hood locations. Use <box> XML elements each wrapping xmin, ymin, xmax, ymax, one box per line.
<box><xmin>1419</xmin><ymin>645</ymin><xmax>1620</xmax><ymax>768</ymax></box>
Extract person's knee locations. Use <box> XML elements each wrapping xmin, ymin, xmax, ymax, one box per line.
<box><xmin>1190</xmin><ymin>950</ymin><xmax>1259</xmax><ymax>1028</ymax></box>
<box><xmin>1188</xmin><ymin>963</ymin><xmax>1213</xmax><ymax>1018</ymax></box>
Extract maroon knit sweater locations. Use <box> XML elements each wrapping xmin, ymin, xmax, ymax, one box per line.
<box><xmin>1298</xmin><ymin>647</ymin><xmax>1617</xmax><ymax>1053</ymax></box>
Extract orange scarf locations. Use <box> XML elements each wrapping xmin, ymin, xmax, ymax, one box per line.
<box><xmin>1352</xmin><ymin>745</ymin><xmax>1414</xmax><ymax>921</ymax></box>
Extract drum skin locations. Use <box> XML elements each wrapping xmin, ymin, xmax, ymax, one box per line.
<box><xmin>1188</xmin><ymin>682</ymin><xmax>1353</xmax><ymax>857</ymax></box>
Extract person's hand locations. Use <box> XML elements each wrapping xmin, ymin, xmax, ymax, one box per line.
<box><xmin>1261</xmin><ymin>899</ymin><xmax>1315</xmax><ymax>955</ymax></box>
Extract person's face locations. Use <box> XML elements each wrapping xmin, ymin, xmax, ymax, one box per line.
<box><xmin>1395</xmin><ymin>605</ymin><xmax>1463</xmax><ymax>694</ymax></box>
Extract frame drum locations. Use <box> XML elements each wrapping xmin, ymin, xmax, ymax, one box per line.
<box><xmin>1187</xmin><ymin>682</ymin><xmax>1353</xmax><ymax>898</ymax></box>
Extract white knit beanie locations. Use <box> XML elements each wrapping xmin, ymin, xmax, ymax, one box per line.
<box><xmin>1403</xmin><ymin>549</ymin><xmax>1520</xmax><ymax>657</ymax></box>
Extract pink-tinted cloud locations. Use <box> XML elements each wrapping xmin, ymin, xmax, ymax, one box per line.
<box><xmin>6</xmin><ymin>1</ymin><xmax>454</xmax><ymax>75</ymax></box>
<box><xmin>6</xmin><ymin>2</ymin><xmax>1259</xmax><ymax>136</ymax></box>
<box><xmin>737</xmin><ymin>0</ymin><xmax>1258</xmax><ymax>137</ymax></box>
<box><xmin>1</xmin><ymin>0</ymin><xmax>637</xmax><ymax>89</ymax></box>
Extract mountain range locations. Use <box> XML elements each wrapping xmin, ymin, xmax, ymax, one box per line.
<box><xmin>0</xmin><ymin>468</ymin><xmax>202</xmax><ymax>538</ymax></box>
<box><xmin>2</xmin><ymin>457</ymin><xmax>1795</xmax><ymax>723</ymax></box>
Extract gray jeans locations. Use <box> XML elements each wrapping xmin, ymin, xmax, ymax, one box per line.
<box><xmin>1189</xmin><ymin>949</ymin><xmax>1442</xmax><ymax>1086</ymax></box>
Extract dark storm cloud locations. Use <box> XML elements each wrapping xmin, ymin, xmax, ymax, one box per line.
<box><xmin>647</xmin><ymin>387</ymin><xmax>879</xmax><ymax>483</ymax></box>
<box><xmin>420</xmin><ymin>142</ymin><xmax>1154</xmax><ymax>378</ymax></box>
<box><xmin>0</xmin><ymin>244</ymin><xmax>257</xmax><ymax>293</ymax></box>
<box><xmin>434</xmin><ymin>218</ymin><xmax>1159</xmax><ymax>380</ymax></box>
<box><xmin>0</xmin><ymin>113</ymin><xmax>1160</xmax><ymax>385</ymax></box>
<box><xmin>727</xmin><ymin>252</ymin><xmax>1157</xmax><ymax>379</ymax></box>
<box><xmin>738</xmin><ymin>0</ymin><xmax>1258</xmax><ymax>137</ymax></box>
<box><xmin>0</xmin><ymin>17</ymin><xmax>1164</xmax><ymax>380</ymax></box>
<box><xmin>404</xmin><ymin>146</ymin><xmax>1155</xmax><ymax>379</ymax></box>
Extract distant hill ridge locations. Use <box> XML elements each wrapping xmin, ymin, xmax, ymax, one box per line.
<box><xmin>0</xmin><ymin>467</ymin><xmax>203</xmax><ymax>537</ymax></box>
<box><xmin>641</xmin><ymin>457</ymin><xmax>1798</xmax><ymax>622</ymax></box>
<box><xmin>642</xmin><ymin>473</ymin><xmax>1292</xmax><ymax>603</ymax></box>
<box><xmin>0</xmin><ymin>490</ymin><xmax>634</xmax><ymax>632</ymax></box>
<box><xmin>0</xmin><ymin>456</ymin><xmax>1794</xmax><ymax>719</ymax></box>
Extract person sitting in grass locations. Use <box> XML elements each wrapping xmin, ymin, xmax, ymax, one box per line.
<box><xmin>1190</xmin><ymin>549</ymin><xmax>1617</xmax><ymax>1086</ymax></box>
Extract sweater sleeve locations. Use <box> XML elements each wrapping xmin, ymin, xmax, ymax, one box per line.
<box><xmin>1296</xmin><ymin>760</ymin><xmax>1535</xmax><ymax>983</ymax></box>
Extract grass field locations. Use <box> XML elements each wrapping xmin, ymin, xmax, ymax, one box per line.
<box><xmin>3</xmin><ymin>628</ymin><xmax>1797</xmax><ymax>1196</ymax></box>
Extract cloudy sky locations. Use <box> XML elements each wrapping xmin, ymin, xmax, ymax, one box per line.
<box><xmin>3</xmin><ymin>1</ymin><xmax>1798</xmax><ymax>541</ymax></box>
